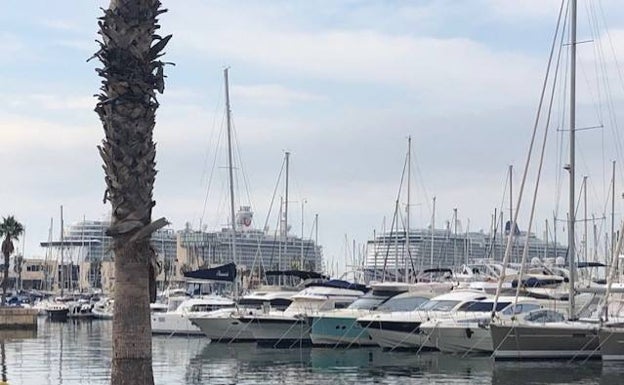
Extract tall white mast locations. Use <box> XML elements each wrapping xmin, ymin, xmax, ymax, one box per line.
<box><xmin>611</xmin><ymin>160</ymin><xmax>616</xmax><ymax>266</ymax></box>
<box><xmin>567</xmin><ymin>0</ymin><xmax>577</xmax><ymax>320</ymax></box>
<box><xmin>224</xmin><ymin>68</ymin><xmax>238</xmax><ymax>295</ymax></box>
<box><xmin>431</xmin><ymin>196</ymin><xmax>436</xmax><ymax>267</ymax></box>
<box><xmin>60</xmin><ymin>205</ymin><xmax>64</xmax><ymax>296</ymax></box>
<box><xmin>300</xmin><ymin>199</ymin><xmax>306</xmax><ymax>269</ymax></box>
<box><xmin>285</xmin><ymin>152</ymin><xmax>290</xmax><ymax>238</ymax></box>
<box><xmin>405</xmin><ymin>136</ymin><xmax>411</xmax><ymax>282</ymax></box>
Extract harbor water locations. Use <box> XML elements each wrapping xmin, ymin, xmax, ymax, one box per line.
<box><xmin>0</xmin><ymin>318</ymin><xmax>621</xmax><ymax>385</ymax></box>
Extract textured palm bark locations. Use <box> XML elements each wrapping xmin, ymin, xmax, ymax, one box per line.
<box><xmin>93</xmin><ymin>0</ymin><xmax>171</xmax><ymax>384</ymax></box>
<box><xmin>112</xmin><ymin>239</ymin><xmax>153</xmax><ymax>385</ymax></box>
<box><xmin>1</xmin><ymin>240</ymin><xmax>9</xmax><ymax>306</ymax></box>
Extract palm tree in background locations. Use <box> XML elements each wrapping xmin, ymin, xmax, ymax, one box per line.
<box><xmin>0</xmin><ymin>216</ymin><xmax>24</xmax><ymax>306</ymax></box>
<box><xmin>92</xmin><ymin>0</ymin><xmax>171</xmax><ymax>384</ymax></box>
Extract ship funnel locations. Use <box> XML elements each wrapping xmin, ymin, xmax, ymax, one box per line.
<box><xmin>236</xmin><ymin>206</ymin><xmax>253</xmax><ymax>230</ymax></box>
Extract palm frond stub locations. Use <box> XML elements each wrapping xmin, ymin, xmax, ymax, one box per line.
<box><xmin>93</xmin><ymin>0</ymin><xmax>171</xmax><ymax>242</ymax></box>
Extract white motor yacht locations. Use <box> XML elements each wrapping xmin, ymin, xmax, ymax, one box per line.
<box><xmin>151</xmin><ymin>295</ymin><xmax>235</xmax><ymax>336</ymax></box>
<box><xmin>240</xmin><ymin>281</ymin><xmax>367</xmax><ymax>347</ymax></box>
<box><xmin>309</xmin><ymin>281</ymin><xmax>452</xmax><ymax>347</ymax></box>
<box><xmin>356</xmin><ymin>289</ymin><xmax>489</xmax><ymax>350</ymax></box>
<box><xmin>189</xmin><ymin>290</ymin><xmax>295</xmax><ymax>343</ymax></box>
<box><xmin>420</xmin><ymin>296</ymin><xmax>545</xmax><ymax>354</ymax></box>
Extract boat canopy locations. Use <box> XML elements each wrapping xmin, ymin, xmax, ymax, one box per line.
<box><xmin>264</xmin><ymin>270</ymin><xmax>329</xmax><ymax>280</ymax></box>
<box><xmin>183</xmin><ymin>262</ymin><xmax>237</xmax><ymax>282</ymax></box>
<box><xmin>306</xmin><ymin>279</ymin><xmax>368</xmax><ymax>293</ymax></box>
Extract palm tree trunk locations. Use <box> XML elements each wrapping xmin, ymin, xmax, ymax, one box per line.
<box><xmin>93</xmin><ymin>1</ymin><xmax>171</xmax><ymax>384</ymax></box>
<box><xmin>1</xmin><ymin>252</ymin><xmax>8</xmax><ymax>306</ymax></box>
<box><xmin>111</xmin><ymin>239</ymin><xmax>153</xmax><ymax>384</ymax></box>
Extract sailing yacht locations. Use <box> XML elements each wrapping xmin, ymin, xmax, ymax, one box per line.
<box><xmin>597</xmin><ymin>251</ymin><xmax>624</xmax><ymax>360</ymax></box>
<box><xmin>490</xmin><ymin>0</ymin><xmax>604</xmax><ymax>359</ymax></box>
<box><xmin>422</xmin><ymin>295</ymin><xmax>591</xmax><ymax>355</ymax></box>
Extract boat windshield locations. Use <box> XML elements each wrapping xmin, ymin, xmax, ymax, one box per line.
<box><xmin>238</xmin><ymin>298</ymin><xmax>292</xmax><ymax>310</ymax></box>
<box><xmin>522</xmin><ymin>309</ymin><xmax>565</xmax><ymax>323</ymax></box>
<box><xmin>189</xmin><ymin>303</ymin><xmax>233</xmax><ymax>312</ymax></box>
<box><xmin>456</xmin><ymin>301</ymin><xmax>510</xmax><ymax>312</ymax></box>
<box><xmin>500</xmin><ymin>303</ymin><xmax>541</xmax><ymax>316</ymax></box>
<box><xmin>418</xmin><ymin>300</ymin><xmax>460</xmax><ymax>312</ymax></box>
<box><xmin>376</xmin><ymin>296</ymin><xmax>429</xmax><ymax>312</ymax></box>
<box><xmin>347</xmin><ymin>297</ymin><xmax>384</xmax><ymax>310</ymax></box>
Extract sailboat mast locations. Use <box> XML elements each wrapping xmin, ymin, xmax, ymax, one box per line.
<box><xmin>285</xmin><ymin>151</ymin><xmax>290</xmax><ymax>239</ymax></box>
<box><xmin>431</xmin><ymin>196</ymin><xmax>436</xmax><ymax>267</ymax></box>
<box><xmin>405</xmin><ymin>136</ymin><xmax>411</xmax><ymax>282</ymax></box>
<box><xmin>300</xmin><ymin>200</ymin><xmax>305</xmax><ymax>269</ymax></box>
<box><xmin>509</xmin><ymin>165</ymin><xmax>513</xmax><ymax>233</ymax></box>
<box><xmin>567</xmin><ymin>0</ymin><xmax>577</xmax><ymax>320</ymax></box>
<box><xmin>583</xmin><ymin>176</ymin><xmax>587</xmax><ymax>264</ymax></box>
<box><xmin>611</xmin><ymin>160</ymin><xmax>615</xmax><ymax>266</ymax></box>
<box><xmin>224</xmin><ymin>68</ymin><xmax>238</xmax><ymax>294</ymax></box>
<box><xmin>60</xmin><ymin>205</ymin><xmax>64</xmax><ymax>297</ymax></box>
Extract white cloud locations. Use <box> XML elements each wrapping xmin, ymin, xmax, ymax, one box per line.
<box><xmin>0</xmin><ymin>112</ymin><xmax>98</xmax><ymax>149</ymax></box>
<box><xmin>232</xmin><ymin>84</ymin><xmax>323</xmax><ymax>106</ymax></box>
<box><xmin>4</xmin><ymin>0</ymin><xmax>624</xmax><ymax>274</ymax></box>
<box><xmin>0</xmin><ymin>32</ymin><xmax>27</xmax><ymax>60</ymax></box>
<box><xmin>170</xmin><ymin>6</ymin><xmax>543</xmax><ymax>110</ymax></box>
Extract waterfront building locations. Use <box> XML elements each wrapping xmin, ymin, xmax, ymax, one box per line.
<box><xmin>39</xmin><ymin>219</ymin><xmax>177</xmax><ymax>291</ymax></box>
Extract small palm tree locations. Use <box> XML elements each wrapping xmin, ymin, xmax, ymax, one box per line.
<box><xmin>93</xmin><ymin>0</ymin><xmax>171</xmax><ymax>384</ymax></box>
<box><xmin>0</xmin><ymin>216</ymin><xmax>24</xmax><ymax>306</ymax></box>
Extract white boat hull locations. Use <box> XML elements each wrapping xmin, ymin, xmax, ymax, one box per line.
<box><xmin>190</xmin><ymin>313</ymin><xmax>255</xmax><ymax>342</ymax></box>
<box><xmin>151</xmin><ymin>313</ymin><xmax>203</xmax><ymax>336</ymax></box>
<box><xmin>364</xmin><ymin>321</ymin><xmax>431</xmax><ymax>350</ymax></box>
<box><xmin>243</xmin><ymin>315</ymin><xmax>311</xmax><ymax>347</ymax></box>
<box><xmin>423</xmin><ymin>322</ymin><xmax>492</xmax><ymax>354</ymax></box>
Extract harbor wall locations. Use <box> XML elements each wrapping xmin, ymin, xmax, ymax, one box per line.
<box><xmin>0</xmin><ymin>308</ymin><xmax>37</xmax><ymax>330</ymax></box>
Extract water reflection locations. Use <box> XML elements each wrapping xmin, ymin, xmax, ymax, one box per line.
<box><xmin>492</xmin><ymin>360</ymin><xmax>608</xmax><ymax>385</ymax></box>
<box><xmin>2</xmin><ymin>339</ymin><xmax>6</xmax><ymax>384</ymax></box>
<box><xmin>0</xmin><ymin>320</ymin><xmax>623</xmax><ymax>384</ymax></box>
<box><xmin>310</xmin><ymin>348</ymin><xmax>492</xmax><ymax>384</ymax></box>
<box><xmin>0</xmin><ymin>328</ymin><xmax>37</xmax><ymax>384</ymax></box>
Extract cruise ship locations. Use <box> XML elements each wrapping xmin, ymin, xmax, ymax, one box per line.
<box><xmin>39</xmin><ymin>219</ymin><xmax>177</xmax><ymax>291</ymax></box>
<box><xmin>178</xmin><ymin>206</ymin><xmax>323</xmax><ymax>276</ymax></box>
<box><xmin>364</xmin><ymin>223</ymin><xmax>567</xmax><ymax>277</ymax></box>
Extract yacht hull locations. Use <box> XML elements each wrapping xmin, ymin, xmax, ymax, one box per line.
<box><xmin>360</xmin><ymin>320</ymin><xmax>431</xmax><ymax>350</ymax></box>
<box><xmin>423</xmin><ymin>322</ymin><xmax>492</xmax><ymax>354</ymax></box>
<box><xmin>190</xmin><ymin>315</ymin><xmax>255</xmax><ymax>342</ymax></box>
<box><xmin>310</xmin><ymin>315</ymin><xmax>375</xmax><ymax>346</ymax></box>
<box><xmin>243</xmin><ymin>316</ymin><xmax>312</xmax><ymax>348</ymax></box>
<box><xmin>151</xmin><ymin>313</ymin><xmax>203</xmax><ymax>336</ymax></box>
<box><xmin>599</xmin><ymin>327</ymin><xmax>624</xmax><ymax>361</ymax></box>
<box><xmin>490</xmin><ymin>323</ymin><xmax>600</xmax><ymax>359</ymax></box>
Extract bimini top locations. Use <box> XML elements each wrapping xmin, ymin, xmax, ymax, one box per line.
<box><xmin>183</xmin><ymin>262</ymin><xmax>237</xmax><ymax>282</ymax></box>
<box><xmin>306</xmin><ymin>279</ymin><xmax>368</xmax><ymax>293</ymax></box>
<box><xmin>264</xmin><ymin>270</ymin><xmax>329</xmax><ymax>280</ymax></box>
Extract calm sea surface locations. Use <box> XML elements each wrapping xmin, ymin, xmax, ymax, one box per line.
<box><xmin>0</xmin><ymin>318</ymin><xmax>621</xmax><ymax>384</ymax></box>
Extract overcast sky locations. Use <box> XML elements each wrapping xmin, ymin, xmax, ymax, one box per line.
<box><xmin>2</xmin><ymin>0</ymin><xmax>624</xmax><ymax>273</ymax></box>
